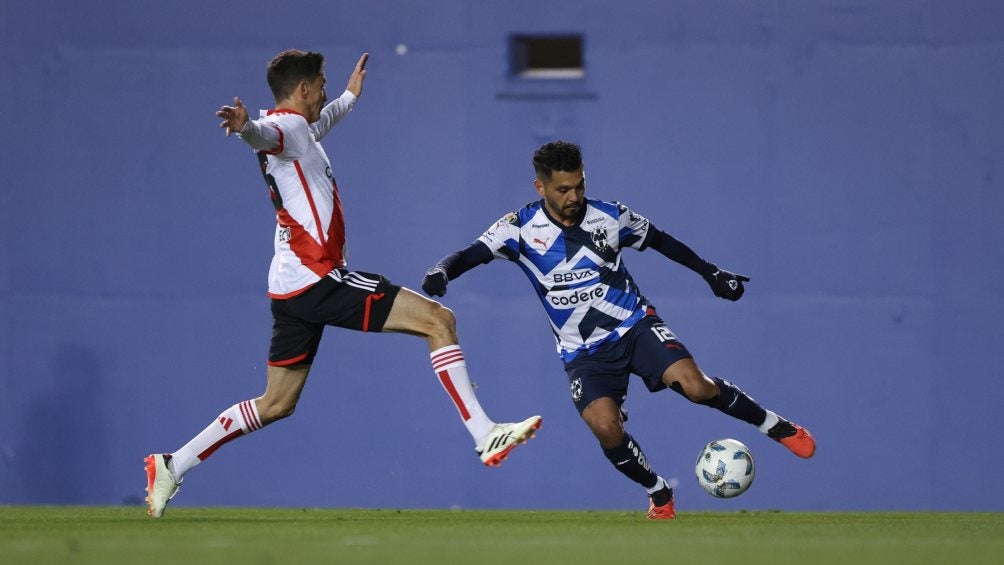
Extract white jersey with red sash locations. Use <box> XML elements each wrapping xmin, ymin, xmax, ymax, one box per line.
<box><xmin>237</xmin><ymin>90</ymin><xmax>357</xmax><ymax>298</ymax></box>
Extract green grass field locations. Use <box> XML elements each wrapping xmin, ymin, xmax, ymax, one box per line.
<box><xmin>2</xmin><ymin>507</ymin><xmax>1002</xmax><ymax>565</ymax></box>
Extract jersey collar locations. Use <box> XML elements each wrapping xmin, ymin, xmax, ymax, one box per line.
<box><xmin>267</xmin><ymin>108</ymin><xmax>307</xmax><ymax>119</ymax></box>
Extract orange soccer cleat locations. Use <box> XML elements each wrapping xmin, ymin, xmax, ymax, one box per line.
<box><xmin>647</xmin><ymin>487</ymin><xmax>676</xmax><ymax>520</ymax></box>
<box><xmin>770</xmin><ymin>420</ymin><xmax>816</xmax><ymax>459</ymax></box>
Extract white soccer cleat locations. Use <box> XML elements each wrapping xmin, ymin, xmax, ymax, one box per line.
<box><xmin>476</xmin><ymin>415</ymin><xmax>542</xmax><ymax>467</ymax></box>
<box><xmin>144</xmin><ymin>454</ymin><xmax>181</xmax><ymax>518</ymax></box>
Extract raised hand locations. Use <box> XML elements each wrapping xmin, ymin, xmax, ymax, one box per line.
<box><xmin>216</xmin><ymin>96</ymin><xmax>249</xmax><ymax>136</ymax></box>
<box><xmin>346</xmin><ymin>53</ymin><xmax>369</xmax><ymax>98</ymax></box>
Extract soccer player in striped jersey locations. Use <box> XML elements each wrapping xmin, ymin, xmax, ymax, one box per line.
<box><xmin>143</xmin><ymin>50</ymin><xmax>540</xmax><ymax>518</ymax></box>
<box><xmin>422</xmin><ymin>140</ymin><xmax>815</xmax><ymax>519</ymax></box>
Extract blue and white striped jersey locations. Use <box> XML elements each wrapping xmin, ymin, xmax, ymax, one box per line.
<box><xmin>478</xmin><ymin>198</ymin><xmax>653</xmax><ymax>363</ymax></box>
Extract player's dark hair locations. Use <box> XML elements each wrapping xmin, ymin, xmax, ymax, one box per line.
<box><xmin>533</xmin><ymin>141</ymin><xmax>583</xmax><ymax>181</ymax></box>
<box><xmin>266</xmin><ymin>49</ymin><xmax>325</xmax><ymax>102</ymax></box>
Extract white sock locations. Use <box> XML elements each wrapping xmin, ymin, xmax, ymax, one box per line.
<box><xmin>170</xmin><ymin>399</ymin><xmax>263</xmax><ymax>480</ymax></box>
<box><xmin>758</xmin><ymin>410</ymin><xmax>780</xmax><ymax>434</ymax></box>
<box><xmin>431</xmin><ymin>345</ymin><xmax>495</xmax><ymax>444</ymax></box>
<box><xmin>646</xmin><ymin>476</ymin><xmax>667</xmax><ymax>494</ymax></box>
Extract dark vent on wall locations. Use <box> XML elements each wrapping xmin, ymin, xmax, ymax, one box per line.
<box><xmin>509</xmin><ymin>34</ymin><xmax>584</xmax><ymax>79</ymax></box>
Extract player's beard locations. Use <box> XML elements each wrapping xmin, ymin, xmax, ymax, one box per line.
<box><xmin>546</xmin><ymin>199</ymin><xmax>582</xmax><ymax>224</ymax></box>
<box><xmin>559</xmin><ymin>202</ymin><xmax>582</xmax><ymax>222</ymax></box>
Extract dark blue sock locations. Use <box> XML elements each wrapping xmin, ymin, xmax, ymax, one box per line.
<box><xmin>602</xmin><ymin>433</ymin><xmax>658</xmax><ymax>489</ymax></box>
<box><xmin>705</xmin><ymin>376</ymin><xmax>767</xmax><ymax>426</ymax></box>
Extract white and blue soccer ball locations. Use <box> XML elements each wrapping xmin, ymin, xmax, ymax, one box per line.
<box><xmin>695</xmin><ymin>438</ymin><xmax>755</xmax><ymax>498</ymax></box>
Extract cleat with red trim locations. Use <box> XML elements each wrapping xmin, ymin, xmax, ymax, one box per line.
<box><xmin>144</xmin><ymin>454</ymin><xmax>181</xmax><ymax>518</ymax></box>
<box><xmin>476</xmin><ymin>415</ymin><xmax>542</xmax><ymax>467</ymax></box>
<box><xmin>768</xmin><ymin>420</ymin><xmax>816</xmax><ymax>459</ymax></box>
<box><xmin>647</xmin><ymin>487</ymin><xmax>676</xmax><ymax>520</ymax></box>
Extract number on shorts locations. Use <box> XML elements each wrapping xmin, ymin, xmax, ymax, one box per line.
<box><xmin>651</xmin><ymin>324</ymin><xmax>675</xmax><ymax>342</ymax></box>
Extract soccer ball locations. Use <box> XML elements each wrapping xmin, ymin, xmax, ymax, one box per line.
<box><xmin>695</xmin><ymin>438</ymin><xmax>755</xmax><ymax>498</ymax></box>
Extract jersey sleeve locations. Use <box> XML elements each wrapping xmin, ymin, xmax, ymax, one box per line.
<box><xmin>237</xmin><ymin>117</ymin><xmax>282</xmax><ymax>153</ymax></box>
<box><xmin>616</xmin><ymin>202</ymin><xmax>651</xmax><ymax>250</ymax></box>
<box><xmin>477</xmin><ymin>211</ymin><xmax>522</xmax><ymax>261</ymax></box>
<box><xmin>240</xmin><ymin>113</ymin><xmax>309</xmax><ymax>159</ymax></box>
<box><xmin>310</xmin><ymin>90</ymin><xmax>357</xmax><ymax>141</ymax></box>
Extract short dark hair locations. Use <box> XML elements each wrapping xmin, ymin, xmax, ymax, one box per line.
<box><xmin>533</xmin><ymin>141</ymin><xmax>583</xmax><ymax>181</ymax></box>
<box><xmin>266</xmin><ymin>49</ymin><xmax>325</xmax><ymax>102</ymax></box>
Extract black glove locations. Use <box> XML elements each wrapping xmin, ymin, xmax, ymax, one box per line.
<box><xmin>702</xmin><ymin>265</ymin><xmax>750</xmax><ymax>301</ymax></box>
<box><xmin>422</xmin><ymin>266</ymin><xmax>449</xmax><ymax>297</ymax></box>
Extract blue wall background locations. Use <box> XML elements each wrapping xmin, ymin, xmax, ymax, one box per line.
<box><xmin>2</xmin><ymin>0</ymin><xmax>1003</xmax><ymax>512</ymax></box>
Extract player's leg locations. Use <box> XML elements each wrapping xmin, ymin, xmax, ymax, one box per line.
<box><xmin>661</xmin><ymin>357</ymin><xmax>816</xmax><ymax>459</ymax></box>
<box><xmin>144</xmin><ymin>364</ymin><xmax>310</xmax><ymax>517</ymax></box>
<box><xmin>167</xmin><ymin>364</ymin><xmax>310</xmax><ymax>478</ymax></box>
<box><xmin>145</xmin><ymin>296</ymin><xmax>322</xmax><ymax>518</ymax></box>
<box><xmin>631</xmin><ymin>315</ymin><xmax>815</xmax><ymax>458</ymax></box>
<box><xmin>569</xmin><ymin>359</ymin><xmax>675</xmax><ymax>519</ymax></box>
<box><xmin>380</xmin><ymin>286</ymin><xmax>540</xmax><ymax>466</ymax></box>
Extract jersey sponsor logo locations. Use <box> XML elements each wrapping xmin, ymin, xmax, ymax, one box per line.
<box><xmin>325</xmin><ymin>166</ymin><xmax>332</xmax><ymax>179</ymax></box>
<box><xmin>531</xmin><ymin>223</ymin><xmax>551</xmax><ymax>228</ymax></box>
<box><xmin>585</xmin><ymin>217</ymin><xmax>605</xmax><ymax>225</ymax></box>
<box><xmin>532</xmin><ymin>236</ymin><xmax>550</xmax><ymax>248</ymax></box>
<box><xmin>549</xmin><ymin>285</ymin><xmax>605</xmax><ymax>306</ymax></box>
<box><xmin>552</xmin><ymin>270</ymin><xmax>595</xmax><ymax>283</ymax></box>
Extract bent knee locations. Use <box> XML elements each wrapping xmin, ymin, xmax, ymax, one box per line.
<box><xmin>432</xmin><ymin>303</ymin><xmax>456</xmax><ymax>330</ymax></box>
<box><xmin>425</xmin><ymin>302</ymin><xmax>457</xmax><ymax>339</ymax></box>
<box><xmin>583</xmin><ymin>415</ymin><xmax>624</xmax><ymax>447</ymax></box>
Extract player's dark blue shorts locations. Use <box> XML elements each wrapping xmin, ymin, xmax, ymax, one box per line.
<box><xmin>268</xmin><ymin>269</ymin><xmax>402</xmax><ymax>367</ymax></box>
<box><xmin>564</xmin><ymin>314</ymin><xmax>692</xmax><ymax>413</ymax></box>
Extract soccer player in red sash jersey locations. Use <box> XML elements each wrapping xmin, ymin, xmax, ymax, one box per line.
<box><xmin>142</xmin><ymin>50</ymin><xmax>540</xmax><ymax>518</ymax></box>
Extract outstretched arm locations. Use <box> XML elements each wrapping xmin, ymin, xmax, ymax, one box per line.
<box><xmin>312</xmin><ymin>53</ymin><xmax>369</xmax><ymax>139</ymax></box>
<box><xmin>422</xmin><ymin>241</ymin><xmax>495</xmax><ymax>297</ymax></box>
<box><xmin>216</xmin><ymin>96</ymin><xmax>282</xmax><ymax>151</ymax></box>
<box><xmin>644</xmin><ymin>227</ymin><xmax>750</xmax><ymax>301</ymax></box>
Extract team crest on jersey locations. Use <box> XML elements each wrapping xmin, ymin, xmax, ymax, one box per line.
<box><xmin>570</xmin><ymin>378</ymin><xmax>583</xmax><ymax>402</ymax></box>
<box><xmin>278</xmin><ymin>226</ymin><xmax>291</xmax><ymax>243</ymax></box>
<box><xmin>591</xmin><ymin>227</ymin><xmax>609</xmax><ymax>250</ymax></box>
